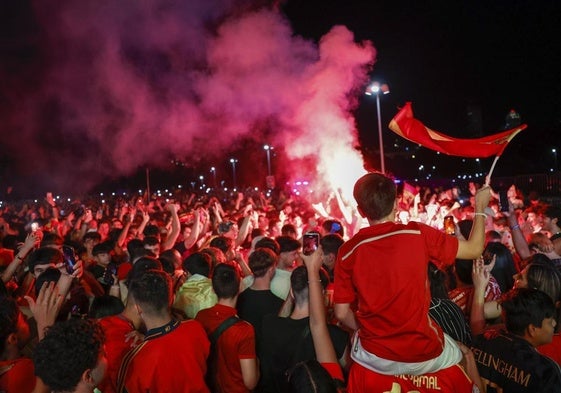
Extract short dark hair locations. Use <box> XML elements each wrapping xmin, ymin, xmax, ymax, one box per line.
<box><xmin>276</xmin><ymin>236</ymin><xmax>301</xmax><ymax>253</ymax></box>
<box><xmin>320</xmin><ymin>234</ymin><xmax>344</xmax><ymax>256</ymax></box>
<box><xmin>502</xmin><ymin>288</ymin><xmax>555</xmax><ymax>336</ymax></box>
<box><xmin>35</xmin><ymin>267</ymin><xmax>61</xmax><ymax>297</ymax></box>
<box><xmin>128</xmin><ymin>269</ymin><xmax>172</xmax><ymax>316</ymax></box>
<box><xmin>40</xmin><ymin>232</ymin><xmax>64</xmax><ymax>248</ymax></box>
<box><xmin>125</xmin><ymin>257</ymin><xmax>163</xmax><ymax>288</ymax></box>
<box><xmin>89</xmin><ymin>295</ymin><xmax>125</xmax><ymax>319</ymax></box>
<box><xmin>83</xmin><ymin>231</ymin><xmax>102</xmax><ymax>243</ymax></box>
<box><xmin>209</xmin><ymin>236</ymin><xmax>233</xmax><ymax>254</ymax></box>
<box><xmin>199</xmin><ymin>247</ymin><xmax>226</xmax><ymax>271</ymax></box>
<box><xmin>248</xmin><ymin>248</ymin><xmax>277</xmax><ymax>278</ymax></box>
<box><xmin>212</xmin><ymin>263</ymin><xmax>240</xmax><ymax>299</ymax></box>
<box><xmin>254</xmin><ymin>237</ymin><xmax>280</xmax><ymax>256</ymax></box>
<box><xmin>27</xmin><ymin>248</ymin><xmax>63</xmax><ymax>275</ymax></box>
<box><xmin>218</xmin><ymin>221</ymin><xmax>235</xmax><ymax>234</ymax></box>
<box><xmin>143</xmin><ymin>236</ymin><xmax>160</xmax><ymax>247</ymax></box>
<box><xmin>353</xmin><ymin>172</ymin><xmax>396</xmax><ymax>221</ymax></box>
<box><xmin>290</xmin><ymin>266</ymin><xmax>329</xmax><ymax>306</ymax></box>
<box><xmin>159</xmin><ymin>249</ymin><xmax>181</xmax><ymax>275</ymax></box>
<box><xmin>143</xmin><ymin>224</ymin><xmax>160</xmax><ymax>237</ymax></box>
<box><xmin>127</xmin><ymin>238</ymin><xmax>144</xmax><ymax>255</ymax></box>
<box><xmin>34</xmin><ymin>318</ymin><xmax>104</xmax><ymax>392</ymax></box>
<box><xmin>321</xmin><ymin>219</ymin><xmax>344</xmax><ymax>237</ymax></box>
<box><xmin>281</xmin><ymin>224</ymin><xmax>297</xmax><ymax>237</ymax></box>
<box><xmin>182</xmin><ymin>252</ymin><xmax>212</xmax><ymax>277</ymax></box>
<box><xmin>92</xmin><ymin>241</ymin><xmax>112</xmax><ymax>256</ymax></box>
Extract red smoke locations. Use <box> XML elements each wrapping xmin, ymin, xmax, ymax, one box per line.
<box><xmin>1</xmin><ymin>1</ymin><xmax>376</xmax><ymax>196</ymax></box>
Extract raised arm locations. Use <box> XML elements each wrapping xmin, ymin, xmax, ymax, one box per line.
<box><xmin>116</xmin><ymin>208</ymin><xmax>135</xmax><ymax>248</ymax></box>
<box><xmin>1</xmin><ymin>232</ymin><xmax>38</xmax><ymax>283</ymax></box>
<box><xmin>235</xmin><ymin>206</ymin><xmax>252</xmax><ymax>248</ymax></box>
<box><xmin>506</xmin><ymin>209</ymin><xmax>532</xmax><ymax>260</ymax></box>
<box><xmin>457</xmin><ymin>185</ymin><xmax>491</xmax><ymax>259</ymax></box>
<box><xmin>470</xmin><ymin>256</ymin><xmax>495</xmax><ymax>335</ymax></box>
<box><xmin>303</xmin><ymin>249</ymin><xmax>339</xmax><ymax>365</ymax></box>
<box><xmin>161</xmin><ymin>203</ymin><xmax>180</xmax><ymax>251</ymax></box>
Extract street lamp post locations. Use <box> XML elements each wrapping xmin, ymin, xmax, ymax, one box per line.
<box><xmin>229</xmin><ymin>158</ymin><xmax>238</xmax><ymax>189</ymax></box>
<box><xmin>365</xmin><ymin>81</ymin><xmax>390</xmax><ymax>174</ymax></box>
<box><xmin>263</xmin><ymin>145</ymin><xmax>273</xmax><ymax>176</ymax></box>
<box><xmin>553</xmin><ymin>148</ymin><xmax>558</xmax><ymax>171</ymax></box>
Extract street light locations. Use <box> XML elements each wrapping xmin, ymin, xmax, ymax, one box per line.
<box><xmin>365</xmin><ymin>81</ymin><xmax>390</xmax><ymax>173</ymax></box>
<box><xmin>263</xmin><ymin>145</ymin><xmax>274</xmax><ymax>176</ymax></box>
<box><xmin>229</xmin><ymin>158</ymin><xmax>238</xmax><ymax>189</ymax></box>
<box><xmin>553</xmin><ymin>148</ymin><xmax>558</xmax><ymax>171</ymax></box>
<box><xmin>210</xmin><ymin>167</ymin><xmax>217</xmax><ymax>188</ymax></box>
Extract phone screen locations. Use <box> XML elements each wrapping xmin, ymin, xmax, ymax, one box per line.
<box><xmin>303</xmin><ymin>232</ymin><xmax>320</xmax><ymax>256</ymax></box>
<box><xmin>499</xmin><ymin>191</ymin><xmax>509</xmax><ymax>212</ymax></box>
<box><xmin>62</xmin><ymin>245</ymin><xmax>76</xmax><ymax>274</ymax></box>
<box><xmin>102</xmin><ymin>262</ymin><xmax>117</xmax><ymax>285</ymax></box>
<box><xmin>444</xmin><ymin>216</ymin><xmax>455</xmax><ymax>236</ymax></box>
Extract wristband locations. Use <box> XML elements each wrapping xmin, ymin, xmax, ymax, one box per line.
<box><xmin>307</xmin><ymin>280</ymin><xmax>322</xmax><ymax>284</ymax></box>
<box><xmin>473</xmin><ymin>212</ymin><xmax>487</xmax><ymax>218</ymax></box>
<box><xmin>510</xmin><ymin>224</ymin><xmax>520</xmax><ymax>231</ymax></box>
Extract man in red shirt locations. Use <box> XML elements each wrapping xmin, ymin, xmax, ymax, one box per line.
<box><xmin>196</xmin><ymin>263</ymin><xmax>259</xmax><ymax>393</ymax></box>
<box><xmin>117</xmin><ymin>269</ymin><xmax>210</xmax><ymax>393</ymax></box>
<box><xmin>334</xmin><ymin>172</ymin><xmax>490</xmax><ymax>379</ymax></box>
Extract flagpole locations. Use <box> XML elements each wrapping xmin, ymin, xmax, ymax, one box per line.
<box><xmin>485</xmin><ymin>155</ymin><xmax>500</xmax><ymax>186</ymax></box>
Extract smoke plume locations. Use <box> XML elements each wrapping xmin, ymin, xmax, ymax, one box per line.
<box><xmin>0</xmin><ymin>0</ymin><xmax>376</xmax><ymax>196</ymax></box>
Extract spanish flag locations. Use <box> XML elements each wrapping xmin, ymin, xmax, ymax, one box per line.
<box><xmin>388</xmin><ymin>102</ymin><xmax>526</xmax><ymax>158</ymax></box>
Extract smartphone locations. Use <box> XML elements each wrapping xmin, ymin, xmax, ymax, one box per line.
<box><xmin>303</xmin><ymin>232</ymin><xmax>320</xmax><ymax>256</ymax></box>
<box><xmin>62</xmin><ymin>245</ymin><xmax>77</xmax><ymax>274</ymax></box>
<box><xmin>498</xmin><ymin>191</ymin><xmax>509</xmax><ymax>212</ymax></box>
<box><xmin>31</xmin><ymin>222</ymin><xmax>39</xmax><ymax>232</ymax></box>
<box><xmin>102</xmin><ymin>262</ymin><xmax>118</xmax><ymax>285</ymax></box>
<box><xmin>444</xmin><ymin>215</ymin><xmax>455</xmax><ymax>236</ymax></box>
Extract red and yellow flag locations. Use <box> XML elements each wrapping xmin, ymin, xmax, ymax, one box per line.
<box><xmin>388</xmin><ymin>102</ymin><xmax>527</xmax><ymax>158</ymax></box>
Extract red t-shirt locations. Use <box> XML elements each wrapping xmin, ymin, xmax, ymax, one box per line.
<box><xmin>448</xmin><ymin>277</ymin><xmax>502</xmax><ymax>319</ymax></box>
<box><xmin>334</xmin><ymin>221</ymin><xmax>458</xmax><ymax>362</ymax></box>
<box><xmin>97</xmin><ymin>314</ymin><xmax>136</xmax><ymax>393</ymax></box>
<box><xmin>195</xmin><ymin>303</ymin><xmax>256</xmax><ymax>393</ymax></box>
<box><xmin>347</xmin><ymin>362</ymin><xmax>477</xmax><ymax>393</ymax></box>
<box><xmin>0</xmin><ymin>357</ymin><xmax>35</xmax><ymax>393</ymax></box>
<box><xmin>118</xmin><ymin>319</ymin><xmax>210</xmax><ymax>393</ymax></box>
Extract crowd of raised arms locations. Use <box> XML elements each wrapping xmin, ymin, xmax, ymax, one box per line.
<box><xmin>1</xmin><ymin>175</ymin><xmax>561</xmax><ymax>393</ymax></box>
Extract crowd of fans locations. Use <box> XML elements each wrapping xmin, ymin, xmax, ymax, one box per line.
<box><xmin>1</xmin><ymin>175</ymin><xmax>560</xmax><ymax>392</ymax></box>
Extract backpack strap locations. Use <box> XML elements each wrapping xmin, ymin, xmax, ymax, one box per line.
<box><xmin>209</xmin><ymin>316</ymin><xmax>240</xmax><ymax>344</ymax></box>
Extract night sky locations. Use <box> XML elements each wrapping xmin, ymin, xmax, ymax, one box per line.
<box><xmin>285</xmin><ymin>0</ymin><xmax>561</xmax><ymax>177</ymax></box>
<box><xmin>1</xmin><ymin>0</ymin><xmax>560</xmax><ymax>197</ymax></box>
